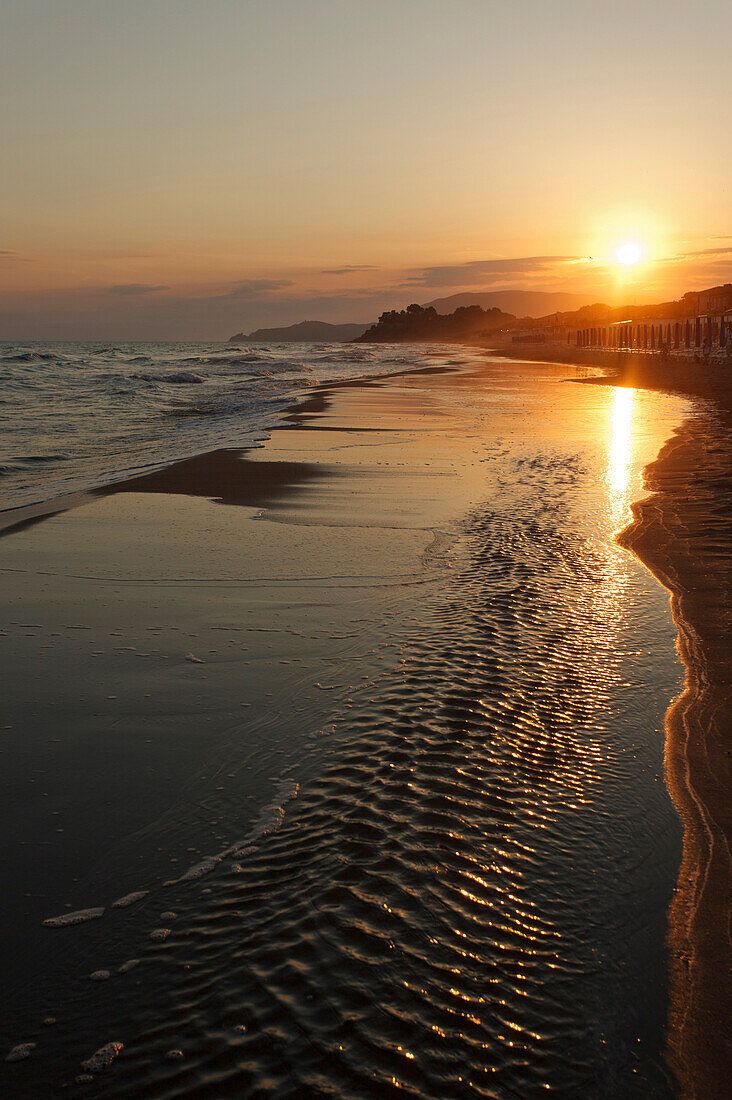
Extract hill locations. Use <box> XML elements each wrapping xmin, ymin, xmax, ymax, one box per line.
<box><xmin>229</xmin><ymin>320</ymin><xmax>368</xmax><ymax>343</ymax></box>
<box><xmin>356</xmin><ymin>303</ymin><xmax>515</xmax><ymax>343</ymax></box>
<box><xmin>424</xmin><ymin>290</ymin><xmax>604</xmax><ymax>317</ymax></box>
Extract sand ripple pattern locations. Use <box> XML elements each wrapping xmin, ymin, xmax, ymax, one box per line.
<box><xmin>86</xmin><ymin>451</ymin><xmax>679</xmax><ymax>1099</ymax></box>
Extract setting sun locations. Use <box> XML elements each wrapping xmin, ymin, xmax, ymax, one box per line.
<box><xmin>616</xmin><ymin>241</ymin><xmax>642</xmax><ymax>266</ymax></box>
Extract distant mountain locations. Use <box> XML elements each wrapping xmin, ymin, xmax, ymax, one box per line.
<box><xmin>423</xmin><ymin>290</ymin><xmax>595</xmax><ymax>317</ymax></box>
<box><xmin>229</xmin><ymin>320</ymin><xmax>369</xmax><ymax>342</ymax></box>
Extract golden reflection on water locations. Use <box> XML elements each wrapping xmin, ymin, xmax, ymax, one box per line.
<box><xmin>589</xmin><ymin>387</ymin><xmax>638</xmax><ymax>631</ymax></box>
<box><xmin>607</xmin><ymin>387</ymin><xmax>636</xmax><ymax>531</ymax></box>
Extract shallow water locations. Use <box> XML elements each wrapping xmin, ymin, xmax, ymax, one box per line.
<box><xmin>0</xmin><ymin>356</ymin><xmax>687</xmax><ymax>1096</ymax></box>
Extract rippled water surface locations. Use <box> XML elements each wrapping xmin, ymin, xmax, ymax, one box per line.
<box><xmin>0</xmin><ymin>356</ymin><xmax>687</xmax><ymax>1097</ymax></box>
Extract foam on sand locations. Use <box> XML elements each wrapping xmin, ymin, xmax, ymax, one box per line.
<box><xmin>81</xmin><ymin>1042</ymin><xmax>123</xmax><ymax>1072</ymax></box>
<box><xmin>5</xmin><ymin>1042</ymin><xmax>36</xmax><ymax>1062</ymax></box>
<box><xmin>43</xmin><ymin>907</ymin><xmax>105</xmax><ymax>927</ymax></box>
<box><xmin>112</xmin><ymin>890</ymin><xmax>148</xmax><ymax>908</ymax></box>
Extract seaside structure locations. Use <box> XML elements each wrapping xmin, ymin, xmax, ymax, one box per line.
<box><xmin>568</xmin><ymin>285</ymin><xmax>732</xmax><ymax>356</ymax></box>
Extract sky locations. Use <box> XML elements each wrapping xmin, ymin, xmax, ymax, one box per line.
<box><xmin>1</xmin><ymin>0</ymin><xmax>730</xmax><ymax>339</ymax></box>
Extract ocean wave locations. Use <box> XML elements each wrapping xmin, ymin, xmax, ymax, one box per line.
<box><xmin>132</xmin><ymin>371</ymin><xmax>207</xmax><ymax>385</ymax></box>
<box><xmin>2</xmin><ymin>351</ymin><xmax>60</xmax><ymax>363</ymax></box>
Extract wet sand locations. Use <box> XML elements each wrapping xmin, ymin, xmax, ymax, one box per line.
<box><xmin>618</xmin><ymin>412</ymin><xmax>732</xmax><ymax>1098</ymax></box>
<box><xmin>489</xmin><ymin>341</ymin><xmax>732</xmax><ymax>1097</ymax></box>
<box><xmin>0</xmin><ymin>355</ymin><xmax>693</xmax><ymax>1095</ymax></box>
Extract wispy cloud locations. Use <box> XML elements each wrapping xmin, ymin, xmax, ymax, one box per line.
<box><xmin>320</xmin><ymin>264</ymin><xmax>376</xmax><ymax>275</ymax></box>
<box><xmin>213</xmin><ymin>278</ymin><xmax>294</xmax><ymax>300</ymax></box>
<box><xmin>681</xmin><ymin>245</ymin><xmax>732</xmax><ymax>259</ymax></box>
<box><xmin>403</xmin><ymin>255</ymin><xmax>577</xmax><ymax>288</ymax></box>
<box><xmin>0</xmin><ymin>250</ymin><xmax>27</xmax><ymax>262</ymax></box>
<box><xmin>105</xmin><ymin>283</ymin><xmax>169</xmax><ymax>295</ymax></box>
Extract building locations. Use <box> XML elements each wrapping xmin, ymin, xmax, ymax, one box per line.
<box><xmin>682</xmin><ymin>283</ymin><xmax>732</xmax><ymax>315</ymax></box>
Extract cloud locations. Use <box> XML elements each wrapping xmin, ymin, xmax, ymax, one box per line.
<box><xmin>403</xmin><ymin>255</ymin><xmax>577</xmax><ymax>288</ymax></box>
<box><xmin>214</xmin><ymin>278</ymin><xmax>294</xmax><ymax>300</ymax></box>
<box><xmin>0</xmin><ymin>250</ymin><xmax>27</xmax><ymax>262</ymax></box>
<box><xmin>105</xmin><ymin>283</ymin><xmax>169</xmax><ymax>295</ymax></box>
<box><xmin>682</xmin><ymin>245</ymin><xmax>732</xmax><ymax>259</ymax></box>
<box><xmin>320</xmin><ymin>264</ymin><xmax>377</xmax><ymax>275</ymax></box>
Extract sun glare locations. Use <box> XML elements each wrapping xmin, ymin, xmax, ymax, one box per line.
<box><xmin>616</xmin><ymin>241</ymin><xmax>642</xmax><ymax>266</ymax></box>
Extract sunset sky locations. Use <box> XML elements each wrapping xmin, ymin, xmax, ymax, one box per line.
<box><xmin>2</xmin><ymin>0</ymin><xmax>730</xmax><ymax>339</ymax></box>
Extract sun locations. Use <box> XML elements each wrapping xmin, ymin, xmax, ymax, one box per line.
<box><xmin>616</xmin><ymin>240</ymin><xmax>642</xmax><ymax>266</ymax></box>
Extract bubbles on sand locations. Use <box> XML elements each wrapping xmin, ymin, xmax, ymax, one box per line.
<box><xmin>247</xmin><ymin>779</ymin><xmax>299</xmax><ymax>843</ymax></box>
<box><xmin>81</xmin><ymin>1041</ymin><xmax>123</xmax><ymax>1072</ymax></box>
<box><xmin>89</xmin><ymin>970</ymin><xmax>111</xmax><ymax>981</ymax></box>
<box><xmin>117</xmin><ymin>959</ymin><xmax>140</xmax><ymax>973</ymax></box>
<box><xmin>5</xmin><ymin>1042</ymin><xmax>36</xmax><ymax>1062</ymax></box>
<box><xmin>149</xmin><ymin>928</ymin><xmax>170</xmax><ymax>942</ymax></box>
<box><xmin>43</xmin><ymin>907</ymin><xmax>105</xmax><ymax>927</ymax></box>
<box><xmin>165</xmin><ymin>857</ymin><xmax>220</xmax><ymax>886</ymax></box>
<box><xmin>111</xmin><ymin>890</ymin><xmax>148</xmax><ymax>909</ymax></box>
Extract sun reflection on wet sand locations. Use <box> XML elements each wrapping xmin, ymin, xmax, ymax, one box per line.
<box><xmin>607</xmin><ymin>387</ymin><xmax>636</xmax><ymax>532</ymax></box>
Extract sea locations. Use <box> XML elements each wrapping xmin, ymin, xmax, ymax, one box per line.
<box><xmin>0</xmin><ymin>340</ymin><xmax>437</xmax><ymax>511</ymax></box>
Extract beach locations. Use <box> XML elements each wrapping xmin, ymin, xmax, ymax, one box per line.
<box><xmin>491</xmin><ymin>342</ymin><xmax>732</xmax><ymax>1096</ymax></box>
<box><xmin>0</xmin><ymin>352</ymin><xmax>702</xmax><ymax>1096</ymax></box>
<box><xmin>618</xmin><ymin>409</ymin><xmax>732</xmax><ymax>1097</ymax></box>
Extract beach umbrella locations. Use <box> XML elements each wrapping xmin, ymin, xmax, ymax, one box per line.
<box><xmin>637</xmin><ymin>324</ymin><xmax>641</xmax><ymax>347</ymax></box>
<box><xmin>685</xmin><ymin>319</ymin><xmax>690</xmax><ymax>348</ymax></box>
<box><xmin>695</xmin><ymin>317</ymin><xmax>701</xmax><ymax>347</ymax></box>
<box><xmin>643</xmin><ymin>324</ymin><xmax>648</xmax><ymax>349</ymax></box>
<box><xmin>674</xmin><ymin>323</ymin><xmax>679</xmax><ymax>349</ymax></box>
<box><xmin>720</xmin><ymin>315</ymin><xmax>726</xmax><ymax>347</ymax></box>
<box><xmin>650</xmin><ymin>325</ymin><xmax>655</xmax><ymax>349</ymax></box>
<box><xmin>707</xmin><ymin>315</ymin><xmax>713</xmax><ymax>345</ymax></box>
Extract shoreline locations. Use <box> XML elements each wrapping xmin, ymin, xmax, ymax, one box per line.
<box><xmin>485</xmin><ymin>343</ymin><xmax>732</xmax><ymax>407</ymax></box>
<box><xmin>618</xmin><ymin>417</ymin><xmax>732</xmax><ymax>1097</ymax></box>
<box><xmin>0</xmin><ymin>358</ymin><xmax>460</xmax><ymax>540</ymax></box>
<box><xmin>486</xmin><ymin>339</ymin><xmax>732</xmax><ymax>1096</ymax></box>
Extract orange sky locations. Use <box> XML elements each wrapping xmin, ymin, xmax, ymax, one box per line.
<box><xmin>1</xmin><ymin>1</ymin><xmax>730</xmax><ymax>339</ymax></box>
